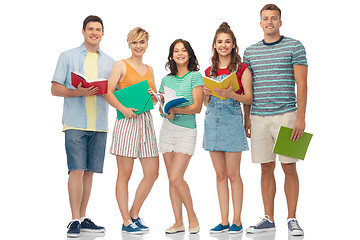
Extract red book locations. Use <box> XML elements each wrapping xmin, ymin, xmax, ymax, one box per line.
<box><xmin>71</xmin><ymin>72</ymin><xmax>108</xmax><ymax>95</ymax></box>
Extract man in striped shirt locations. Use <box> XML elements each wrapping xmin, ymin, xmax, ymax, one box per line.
<box><xmin>244</xmin><ymin>4</ymin><xmax>307</xmax><ymax>236</ymax></box>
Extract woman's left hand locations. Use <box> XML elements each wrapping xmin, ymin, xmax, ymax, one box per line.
<box><xmin>214</xmin><ymin>81</ymin><xmax>235</xmax><ymax>98</ymax></box>
<box><xmin>165</xmin><ymin>108</ymin><xmax>175</xmax><ymax>119</ymax></box>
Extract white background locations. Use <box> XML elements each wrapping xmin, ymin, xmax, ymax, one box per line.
<box><xmin>1</xmin><ymin>0</ymin><xmax>359</xmax><ymax>239</ymax></box>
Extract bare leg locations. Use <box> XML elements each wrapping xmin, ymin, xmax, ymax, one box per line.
<box><xmin>115</xmin><ymin>156</ymin><xmax>135</xmax><ymax>225</ymax></box>
<box><xmin>261</xmin><ymin>162</ymin><xmax>276</xmax><ymax>221</ymax></box>
<box><xmin>225</xmin><ymin>152</ymin><xmax>243</xmax><ymax>226</ymax></box>
<box><xmin>164</xmin><ymin>152</ymin><xmax>184</xmax><ymax>228</ymax></box>
<box><xmin>80</xmin><ymin>171</ymin><xmax>94</xmax><ymax>218</ymax></box>
<box><xmin>167</xmin><ymin>153</ymin><xmax>198</xmax><ymax>228</ymax></box>
<box><xmin>130</xmin><ymin>156</ymin><xmax>159</xmax><ymax>218</ymax></box>
<box><xmin>210</xmin><ymin>151</ymin><xmax>229</xmax><ymax>226</ymax></box>
<box><xmin>281</xmin><ymin>162</ymin><xmax>299</xmax><ymax>219</ymax></box>
<box><xmin>68</xmin><ymin>170</ymin><xmax>84</xmax><ymax>220</ymax></box>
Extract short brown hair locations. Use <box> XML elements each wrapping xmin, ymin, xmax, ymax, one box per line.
<box><xmin>83</xmin><ymin>15</ymin><xmax>104</xmax><ymax>31</ymax></box>
<box><xmin>260</xmin><ymin>4</ymin><xmax>281</xmax><ymax>19</ymax></box>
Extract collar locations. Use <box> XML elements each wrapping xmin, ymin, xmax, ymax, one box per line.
<box><xmin>263</xmin><ymin>36</ymin><xmax>284</xmax><ymax>46</ymax></box>
<box><xmin>79</xmin><ymin>43</ymin><xmax>102</xmax><ymax>55</ymax></box>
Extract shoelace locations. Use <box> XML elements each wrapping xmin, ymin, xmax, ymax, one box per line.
<box><xmin>289</xmin><ymin>220</ymin><xmax>301</xmax><ymax>230</ymax></box>
<box><xmin>127</xmin><ymin>220</ymin><xmax>138</xmax><ymax>229</ymax></box>
<box><xmin>137</xmin><ymin>218</ymin><xmax>146</xmax><ymax>226</ymax></box>
<box><xmin>83</xmin><ymin>218</ymin><xmax>95</xmax><ymax>226</ymax></box>
<box><xmin>255</xmin><ymin>218</ymin><xmax>267</xmax><ymax>227</ymax></box>
<box><xmin>67</xmin><ymin>221</ymin><xmax>80</xmax><ymax>229</ymax></box>
<box><xmin>255</xmin><ymin>215</ymin><xmax>272</xmax><ymax>227</ymax></box>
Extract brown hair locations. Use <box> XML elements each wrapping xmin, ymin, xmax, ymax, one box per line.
<box><xmin>166</xmin><ymin>39</ymin><xmax>199</xmax><ymax>75</ymax></box>
<box><xmin>83</xmin><ymin>15</ymin><xmax>104</xmax><ymax>31</ymax></box>
<box><xmin>260</xmin><ymin>4</ymin><xmax>281</xmax><ymax>19</ymax></box>
<box><xmin>210</xmin><ymin>22</ymin><xmax>241</xmax><ymax>77</ymax></box>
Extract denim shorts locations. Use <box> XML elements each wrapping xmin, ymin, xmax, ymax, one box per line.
<box><xmin>65</xmin><ymin>129</ymin><xmax>107</xmax><ymax>173</ymax></box>
<box><xmin>203</xmin><ymin>97</ymin><xmax>249</xmax><ymax>152</ymax></box>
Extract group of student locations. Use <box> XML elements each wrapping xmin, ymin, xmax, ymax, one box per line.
<box><xmin>51</xmin><ymin>3</ymin><xmax>308</xmax><ymax>238</ymax></box>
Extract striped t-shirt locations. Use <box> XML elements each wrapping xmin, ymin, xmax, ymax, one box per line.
<box><xmin>243</xmin><ymin>36</ymin><xmax>307</xmax><ymax>116</ymax></box>
<box><xmin>159</xmin><ymin>71</ymin><xmax>204</xmax><ymax>129</ymax></box>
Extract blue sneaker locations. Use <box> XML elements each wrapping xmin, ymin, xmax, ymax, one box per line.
<box><xmin>288</xmin><ymin>218</ymin><xmax>304</xmax><ymax>236</ymax></box>
<box><xmin>67</xmin><ymin>220</ymin><xmax>81</xmax><ymax>238</ymax></box>
<box><xmin>228</xmin><ymin>224</ymin><xmax>243</xmax><ymax>234</ymax></box>
<box><xmin>246</xmin><ymin>215</ymin><xmax>275</xmax><ymax>233</ymax></box>
<box><xmin>210</xmin><ymin>223</ymin><xmax>230</xmax><ymax>233</ymax></box>
<box><xmin>131</xmin><ymin>217</ymin><xmax>149</xmax><ymax>232</ymax></box>
<box><xmin>80</xmin><ymin>218</ymin><xmax>105</xmax><ymax>233</ymax></box>
<box><xmin>122</xmin><ymin>221</ymin><xmax>143</xmax><ymax>235</ymax></box>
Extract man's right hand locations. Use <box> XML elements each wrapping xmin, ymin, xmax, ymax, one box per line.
<box><xmin>76</xmin><ymin>82</ymin><xmax>98</xmax><ymax>96</ymax></box>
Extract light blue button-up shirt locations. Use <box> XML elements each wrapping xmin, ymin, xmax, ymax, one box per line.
<box><xmin>52</xmin><ymin>43</ymin><xmax>115</xmax><ymax>131</ymax></box>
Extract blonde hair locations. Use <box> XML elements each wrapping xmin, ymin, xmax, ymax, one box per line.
<box><xmin>127</xmin><ymin>27</ymin><xmax>149</xmax><ymax>44</ymax></box>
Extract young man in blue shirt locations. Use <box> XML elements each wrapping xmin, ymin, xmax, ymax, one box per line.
<box><xmin>51</xmin><ymin>15</ymin><xmax>114</xmax><ymax>238</ymax></box>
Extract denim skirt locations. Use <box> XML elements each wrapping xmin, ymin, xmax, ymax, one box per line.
<box><xmin>203</xmin><ymin>97</ymin><xmax>249</xmax><ymax>152</ymax></box>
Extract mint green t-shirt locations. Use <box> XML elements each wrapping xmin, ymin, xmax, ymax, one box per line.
<box><xmin>159</xmin><ymin>71</ymin><xmax>204</xmax><ymax>129</ymax></box>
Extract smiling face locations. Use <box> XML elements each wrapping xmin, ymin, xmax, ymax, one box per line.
<box><xmin>129</xmin><ymin>38</ymin><xmax>148</xmax><ymax>57</ymax></box>
<box><xmin>172</xmin><ymin>42</ymin><xmax>189</xmax><ymax>66</ymax></box>
<box><xmin>260</xmin><ymin>10</ymin><xmax>282</xmax><ymax>38</ymax></box>
<box><xmin>82</xmin><ymin>21</ymin><xmax>104</xmax><ymax>50</ymax></box>
<box><xmin>214</xmin><ymin>33</ymin><xmax>235</xmax><ymax>58</ymax></box>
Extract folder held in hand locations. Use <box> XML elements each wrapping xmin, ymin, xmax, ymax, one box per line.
<box><xmin>113</xmin><ymin>80</ymin><xmax>154</xmax><ymax>120</ymax></box>
<box><xmin>273</xmin><ymin>126</ymin><xmax>313</xmax><ymax>160</ymax></box>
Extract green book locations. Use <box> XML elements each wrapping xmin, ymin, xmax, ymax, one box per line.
<box><xmin>113</xmin><ymin>80</ymin><xmax>154</xmax><ymax>120</ymax></box>
<box><xmin>273</xmin><ymin>126</ymin><xmax>313</xmax><ymax>160</ymax></box>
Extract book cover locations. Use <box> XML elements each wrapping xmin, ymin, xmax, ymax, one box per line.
<box><xmin>71</xmin><ymin>72</ymin><xmax>108</xmax><ymax>95</ymax></box>
<box><xmin>113</xmin><ymin>80</ymin><xmax>154</xmax><ymax>120</ymax></box>
<box><xmin>273</xmin><ymin>126</ymin><xmax>313</xmax><ymax>160</ymax></box>
<box><xmin>203</xmin><ymin>71</ymin><xmax>240</xmax><ymax>100</ymax></box>
<box><xmin>151</xmin><ymin>86</ymin><xmax>188</xmax><ymax>115</ymax></box>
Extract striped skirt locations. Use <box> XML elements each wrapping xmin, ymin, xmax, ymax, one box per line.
<box><xmin>110</xmin><ymin>111</ymin><xmax>159</xmax><ymax>158</ymax></box>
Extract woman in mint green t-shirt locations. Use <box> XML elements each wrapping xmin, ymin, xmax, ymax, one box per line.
<box><xmin>158</xmin><ymin>39</ymin><xmax>203</xmax><ymax>234</ymax></box>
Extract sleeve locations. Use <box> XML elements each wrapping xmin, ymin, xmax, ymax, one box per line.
<box><xmin>292</xmin><ymin>41</ymin><xmax>308</xmax><ymax>66</ymax></box>
<box><xmin>243</xmin><ymin>49</ymin><xmax>254</xmax><ymax>75</ymax></box>
<box><xmin>159</xmin><ymin>76</ymin><xmax>166</xmax><ymax>93</ymax></box>
<box><xmin>52</xmin><ymin>52</ymin><xmax>68</xmax><ymax>85</ymax></box>
<box><xmin>191</xmin><ymin>71</ymin><xmax>204</xmax><ymax>88</ymax></box>
<box><xmin>204</xmin><ymin>67</ymin><xmax>211</xmax><ymax>77</ymax></box>
<box><xmin>243</xmin><ymin>50</ymin><xmax>250</xmax><ymax>66</ymax></box>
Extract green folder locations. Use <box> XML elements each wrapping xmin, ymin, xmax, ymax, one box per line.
<box><xmin>113</xmin><ymin>80</ymin><xmax>154</xmax><ymax>120</ymax></box>
<box><xmin>273</xmin><ymin>126</ymin><xmax>313</xmax><ymax>160</ymax></box>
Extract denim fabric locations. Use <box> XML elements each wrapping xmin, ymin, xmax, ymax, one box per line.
<box><xmin>65</xmin><ymin>129</ymin><xmax>107</xmax><ymax>173</ymax></box>
<box><xmin>52</xmin><ymin>43</ymin><xmax>115</xmax><ymax>131</ymax></box>
<box><xmin>203</xmin><ymin>97</ymin><xmax>249</xmax><ymax>152</ymax></box>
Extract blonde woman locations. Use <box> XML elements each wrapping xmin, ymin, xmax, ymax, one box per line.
<box><xmin>104</xmin><ymin>27</ymin><xmax>159</xmax><ymax>235</ymax></box>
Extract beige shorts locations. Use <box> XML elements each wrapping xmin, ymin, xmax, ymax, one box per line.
<box><xmin>250</xmin><ymin>111</ymin><xmax>299</xmax><ymax>164</ymax></box>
